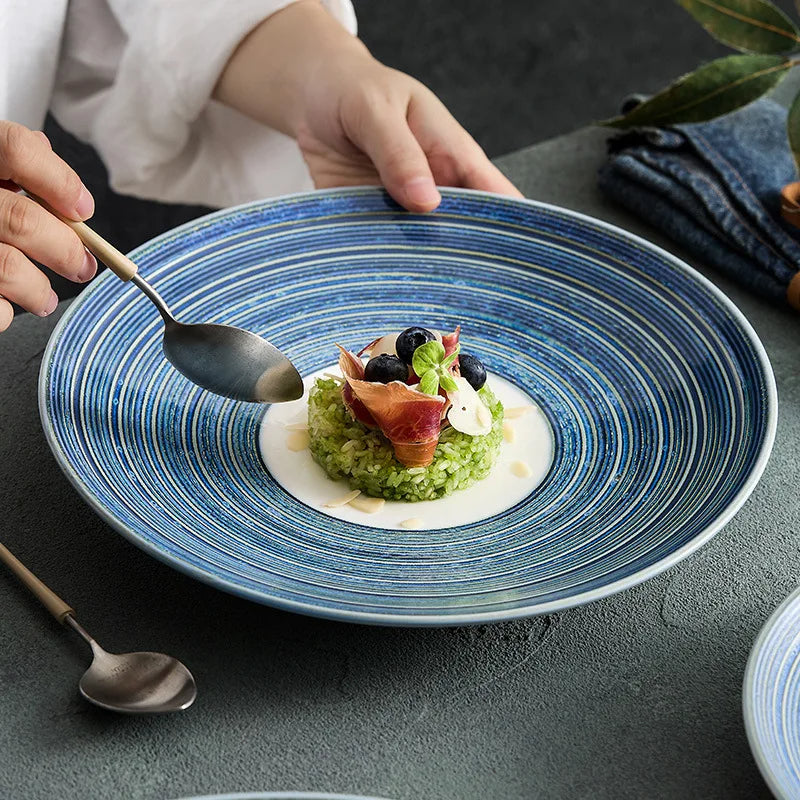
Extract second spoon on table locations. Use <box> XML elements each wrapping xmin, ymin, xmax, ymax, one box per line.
<box><xmin>0</xmin><ymin>542</ymin><xmax>196</xmax><ymax>714</ymax></box>
<box><xmin>31</xmin><ymin>194</ymin><xmax>304</xmax><ymax>404</ymax></box>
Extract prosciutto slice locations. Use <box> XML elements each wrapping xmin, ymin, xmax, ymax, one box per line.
<box><xmin>336</xmin><ymin>328</ymin><xmax>462</xmax><ymax>468</ymax></box>
<box><xmin>337</xmin><ymin>345</ymin><xmax>377</xmax><ymax>428</ymax></box>
<box><xmin>441</xmin><ymin>325</ymin><xmax>461</xmax><ymax>369</ymax></box>
<box><xmin>345</xmin><ymin>377</ymin><xmax>446</xmax><ymax>468</ymax></box>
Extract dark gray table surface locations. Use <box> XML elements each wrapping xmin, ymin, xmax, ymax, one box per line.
<box><xmin>3</xmin><ymin>126</ymin><xmax>799</xmax><ymax>800</ymax></box>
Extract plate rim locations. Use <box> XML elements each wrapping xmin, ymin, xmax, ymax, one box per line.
<box><xmin>38</xmin><ymin>186</ymin><xmax>779</xmax><ymax>626</ymax></box>
<box><xmin>743</xmin><ymin>584</ymin><xmax>800</xmax><ymax>800</ymax></box>
<box><xmin>172</xmin><ymin>793</ymin><xmax>391</xmax><ymax>800</ymax></box>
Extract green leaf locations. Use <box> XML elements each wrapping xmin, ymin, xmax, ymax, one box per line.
<box><xmin>441</xmin><ymin>345</ymin><xmax>460</xmax><ymax>369</ymax></box>
<box><xmin>604</xmin><ymin>54</ymin><xmax>792</xmax><ymax>128</ymax></box>
<box><xmin>439</xmin><ymin>372</ymin><xmax>459</xmax><ymax>393</ymax></box>
<box><xmin>412</xmin><ymin>341</ymin><xmax>445</xmax><ymax>376</ymax></box>
<box><xmin>418</xmin><ymin>370</ymin><xmax>440</xmax><ymax>395</ymax></box>
<box><xmin>678</xmin><ymin>0</ymin><xmax>800</xmax><ymax>54</ymax></box>
<box><xmin>787</xmin><ymin>89</ymin><xmax>800</xmax><ymax>175</ymax></box>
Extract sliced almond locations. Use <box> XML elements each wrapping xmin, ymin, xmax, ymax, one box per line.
<box><xmin>510</xmin><ymin>460</ymin><xmax>533</xmax><ymax>478</ymax></box>
<box><xmin>323</xmin><ymin>372</ymin><xmax>345</xmax><ymax>383</ymax></box>
<box><xmin>399</xmin><ymin>517</ymin><xmax>424</xmax><ymax>529</ymax></box>
<box><xmin>284</xmin><ymin>421</ymin><xmax>309</xmax><ymax>431</ymax></box>
<box><xmin>348</xmin><ymin>495</ymin><xmax>386</xmax><ymax>514</ymax></box>
<box><xmin>505</xmin><ymin>406</ymin><xmax>533</xmax><ymax>419</ymax></box>
<box><xmin>502</xmin><ymin>422</ymin><xmax>516</xmax><ymax>443</ymax></box>
<box><xmin>369</xmin><ymin>333</ymin><xmax>399</xmax><ymax>358</ymax></box>
<box><xmin>286</xmin><ymin>430</ymin><xmax>311</xmax><ymax>452</ymax></box>
<box><xmin>324</xmin><ymin>489</ymin><xmax>362</xmax><ymax>508</ymax></box>
<box><xmin>446</xmin><ymin>377</ymin><xmax>492</xmax><ymax>436</ymax></box>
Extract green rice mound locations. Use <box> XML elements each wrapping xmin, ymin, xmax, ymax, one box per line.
<box><xmin>308</xmin><ymin>378</ymin><xmax>504</xmax><ymax>501</ymax></box>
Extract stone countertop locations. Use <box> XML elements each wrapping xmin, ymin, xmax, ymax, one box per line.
<box><xmin>1</xmin><ymin>126</ymin><xmax>798</xmax><ymax>799</ymax></box>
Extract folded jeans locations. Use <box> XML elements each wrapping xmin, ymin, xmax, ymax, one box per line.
<box><xmin>597</xmin><ymin>97</ymin><xmax>800</xmax><ymax>309</ymax></box>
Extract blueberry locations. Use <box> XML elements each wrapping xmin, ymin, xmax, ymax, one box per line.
<box><xmin>364</xmin><ymin>354</ymin><xmax>408</xmax><ymax>383</ymax></box>
<box><xmin>459</xmin><ymin>354</ymin><xmax>486</xmax><ymax>390</ymax></box>
<box><xmin>396</xmin><ymin>327</ymin><xmax>435</xmax><ymax>364</ymax></box>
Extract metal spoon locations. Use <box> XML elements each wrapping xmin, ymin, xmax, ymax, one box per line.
<box><xmin>0</xmin><ymin>541</ymin><xmax>196</xmax><ymax>714</ymax></box>
<box><xmin>30</xmin><ymin>194</ymin><xmax>304</xmax><ymax>403</ymax></box>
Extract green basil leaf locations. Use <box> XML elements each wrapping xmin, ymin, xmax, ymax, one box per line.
<box><xmin>412</xmin><ymin>341</ymin><xmax>446</xmax><ymax>376</ymax></box>
<box><xmin>439</xmin><ymin>372</ymin><xmax>459</xmax><ymax>393</ymax></box>
<box><xmin>418</xmin><ymin>370</ymin><xmax>440</xmax><ymax>395</ymax></box>
<box><xmin>441</xmin><ymin>346</ymin><xmax>460</xmax><ymax>369</ymax></box>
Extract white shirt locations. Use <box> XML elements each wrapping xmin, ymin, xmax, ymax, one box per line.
<box><xmin>3</xmin><ymin>0</ymin><xmax>357</xmax><ymax>208</ymax></box>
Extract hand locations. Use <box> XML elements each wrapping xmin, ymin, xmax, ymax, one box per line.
<box><xmin>0</xmin><ymin>122</ymin><xmax>96</xmax><ymax>331</ymax></box>
<box><xmin>295</xmin><ymin>54</ymin><xmax>523</xmax><ymax>212</ymax></box>
<box><xmin>214</xmin><ymin>1</ymin><xmax>522</xmax><ymax>212</ymax></box>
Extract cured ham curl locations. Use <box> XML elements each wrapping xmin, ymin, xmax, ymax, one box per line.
<box><xmin>442</xmin><ymin>326</ymin><xmax>461</xmax><ymax>366</ymax></box>
<box><xmin>337</xmin><ymin>345</ymin><xmax>377</xmax><ymax>429</ymax></box>
<box><xmin>345</xmin><ymin>376</ymin><xmax>446</xmax><ymax>468</ymax></box>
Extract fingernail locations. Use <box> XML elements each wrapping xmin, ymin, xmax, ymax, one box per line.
<box><xmin>404</xmin><ymin>177</ymin><xmax>440</xmax><ymax>211</ymax></box>
<box><xmin>74</xmin><ymin>185</ymin><xmax>94</xmax><ymax>220</ymax></box>
<box><xmin>39</xmin><ymin>290</ymin><xmax>58</xmax><ymax>317</ymax></box>
<box><xmin>78</xmin><ymin>250</ymin><xmax>97</xmax><ymax>282</ymax></box>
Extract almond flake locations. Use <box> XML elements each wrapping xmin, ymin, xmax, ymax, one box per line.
<box><xmin>324</xmin><ymin>489</ymin><xmax>362</xmax><ymax>508</ymax></box>
<box><xmin>502</xmin><ymin>422</ymin><xmax>516</xmax><ymax>443</ymax></box>
<box><xmin>510</xmin><ymin>460</ymin><xmax>533</xmax><ymax>478</ymax></box>
<box><xmin>284</xmin><ymin>421</ymin><xmax>309</xmax><ymax>431</ymax></box>
<box><xmin>505</xmin><ymin>406</ymin><xmax>533</xmax><ymax>419</ymax></box>
<box><xmin>286</xmin><ymin>430</ymin><xmax>311</xmax><ymax>452</ymax></box>
<box><xmin>348</xmin><ymin>495</ymin><xmax>386</xmax><ymax>514</ymax></box>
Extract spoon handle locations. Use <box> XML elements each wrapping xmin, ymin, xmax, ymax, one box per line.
<box><xmin>0</xmin><ymin>543</ymin><xmax>74</xmax><ymax>624</ymax></box>
<box><xmin>26</xmin><ymin>193</ymin><xmax>138</xmax><ymax>281</ymax></box>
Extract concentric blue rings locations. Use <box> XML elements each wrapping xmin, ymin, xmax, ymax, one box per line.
<box><xmin>39</xmin><ymin>187</ymin><xmax>776</xmax><ymax>625</ymax></box>
<box><xmin>744</xmin><ymin>586</ymin><xmax>800</xmax><ymax>799</ymax></box>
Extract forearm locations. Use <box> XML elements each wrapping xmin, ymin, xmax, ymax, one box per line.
<box><xmin>213</xmin><ymin>0</ymin><xmax>369</xmax><ymax>137</ymax></box>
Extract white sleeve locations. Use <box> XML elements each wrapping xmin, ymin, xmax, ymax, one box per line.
<box><xmin>50</xmin><ymin>0</ymin><xmax>357</xmax><ymax>208</ymax></box>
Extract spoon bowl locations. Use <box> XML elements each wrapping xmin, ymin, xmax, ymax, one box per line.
<box><xmin>77</xmin><ymin>631</ymin><xmax>196</xmax><ymax>714</ymax></box>
<box><xmin>31</xmin><ymin>193</ymin><xmax>303</xmax><ymax>404</ymax></box>
<box><xmin>161</xmin><ymin>319</ymin><xmax>304</xmax><ymax>404</ymax></box>
<box><xmin>130</xmin><ymin>272</ymin><xmax>303</xmax><ymax>403</ymax></box>
<box><xmin>0</xmin><ymin>542</ymin><xmax>197</xmax><ymax>715</ymax></box>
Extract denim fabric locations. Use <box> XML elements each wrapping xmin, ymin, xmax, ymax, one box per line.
<box><xmin>598</xmin><ymin>98</ymin><xmax>800</xmax><ymax>305</ymax></box>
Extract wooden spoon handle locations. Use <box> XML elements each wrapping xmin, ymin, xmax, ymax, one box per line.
<box><xmin>26</xmin><ymin>193</ymin><xmax>138</xmax><ymax>281</ymax></box>
<box><xmin>0</xmin><ymin>543</ymin><xmax>74</xmax><ymax>624</ymax></box>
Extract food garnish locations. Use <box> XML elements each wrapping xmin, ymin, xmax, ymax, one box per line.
<box><xmin>307</xmin><ymin>324</ymin><xmax>503</xmax><ymax>501</ymax></box>
<box><xmin>335</xmin><ymin>326</ymin><xmax>491</xmax><ymax>467</ymax></box>
<box><xmin>458</xmin><ymin>353</ymin><xmax>487</xmax><ymax>391</ymax></box>
<box><xmin>364</xmin><ymin>353</ymin><xmax>408</xmax><ymax>384</ymax></box>
<box><xmin>396</xmin><ymin>326</ymin><xmax>436</xmax><ymax>364</ymax></box>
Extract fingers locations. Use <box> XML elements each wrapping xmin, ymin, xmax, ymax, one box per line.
<box><xmin>0</xmin><ymin>190</ymin><xmax>97</xmax><ymax>282</ymax></box>
<box><xmin>0</xmin><ymin>244</ymin><xmax>58</xmax><ymax>317</ymax></box>
<box><xmin>408</xmin><ymin>91</ymin><xmax>524</xmax><ymax>199</ymax></box>
<box><xmin>0</xmin><ymin>121</ymin><xmax>94</xmax><ymax>221</ymax></box>
<box><xmin>347</xmin><ymin>94</ymin><xmax>442</xmax><ymax>213</ymax></box>
<box><xmin>0</xmin><ymin>297</ymin><xmax>13</xmax><ymax>332</ymax></box>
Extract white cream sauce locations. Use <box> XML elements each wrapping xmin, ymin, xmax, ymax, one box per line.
<box><xmin>259</xmin><ymin>365</ymin><xmax>555</xmax><ymax>531</ymax></box>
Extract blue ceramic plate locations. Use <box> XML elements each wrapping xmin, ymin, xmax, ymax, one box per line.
<box><xmin>39</xmin><ymin>188</ymin><xmax>776</xmax><ymax>625</ymax></box>
<box><xmin>744</xmin><ymin>586</ymin><xmax>800</xmax><ymax>799</ymax></box>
